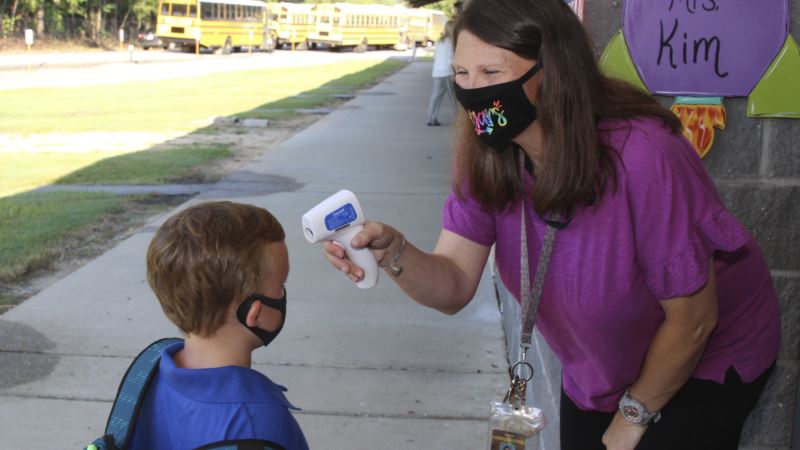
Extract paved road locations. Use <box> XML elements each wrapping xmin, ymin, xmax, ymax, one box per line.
<box><xmin>0</xmin><ymin>61</ymin><xmax>508</xmax><ymax>449</ymax></box>
<box><xmin>0</xmin><ymin>48</ymin><xmax>426</xmax><ymax>90</ymax></box>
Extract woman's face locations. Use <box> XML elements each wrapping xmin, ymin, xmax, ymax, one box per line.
<box><xmin>452</xmin><ymin>30</ymin><xmax>540</xmax><ymax>102</ymax></box>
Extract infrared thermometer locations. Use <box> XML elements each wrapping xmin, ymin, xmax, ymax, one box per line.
<box><xmin>302</xmin><ymin>190</ymin><xmax>379</xmax><ymax>289</ymax></box>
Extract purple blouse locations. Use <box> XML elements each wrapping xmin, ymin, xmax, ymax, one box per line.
<box><xmin>442</xmin><ymin>117</ymin><xmax>780</xmax><ymax>412</ymax></box>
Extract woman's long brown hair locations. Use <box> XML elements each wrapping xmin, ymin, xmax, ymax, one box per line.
<box><xmin>453</xmin><ymin>0</ymin><xmax>681</xmax><ymax>214</ymax></box>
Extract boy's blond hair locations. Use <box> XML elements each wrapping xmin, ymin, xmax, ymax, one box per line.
<box><xmin>146</xmin><ymin>201</ymin><xmax>285</xmax><ymax>336</ymax></box>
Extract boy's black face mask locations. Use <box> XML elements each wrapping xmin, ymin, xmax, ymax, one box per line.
<box><xmin>236</xmin><ymin>289</ymin><xmax>286</xmax><ymax>347</ymax></box>
<box><xmin>453</xmin><ymin>62</ymin><xmax>542</xmax><ymax>150</ymax></box>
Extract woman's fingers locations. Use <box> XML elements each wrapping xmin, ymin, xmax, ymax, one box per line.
<box><xmin>322</xmin><ymin>241</ymin><xmax>365</xmax><ymax>282</ymax></box>
<box><xmin>323</xmin><ymin>221</ymin><xmax>400</xmax><ymax>283</ymax></box>
<box><xmin>323</xmin><ymin>240</ymin><xmax>346</xmax><ymax>259</ymax></box>
<box><xmin>351</xmin><ymin>221</ymin><xmax>393</xmax><ymax>250</ymax></box>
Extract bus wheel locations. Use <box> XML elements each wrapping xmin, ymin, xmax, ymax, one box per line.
<box><xmin>356</xmin><ymin>38</ymin><xmax>368</xmax><ymax>53</ymax></box>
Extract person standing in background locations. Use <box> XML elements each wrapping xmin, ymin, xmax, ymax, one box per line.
<box><xmin>427</xmin><ymin>20</ymin><xmax>455</xmax><ymax>127</ymax></box>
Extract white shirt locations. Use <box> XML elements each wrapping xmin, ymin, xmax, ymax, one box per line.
<box><xmin>431</xmin><ymin>38</ymin><xmax>454</xmax><ymax>78</ymax></box>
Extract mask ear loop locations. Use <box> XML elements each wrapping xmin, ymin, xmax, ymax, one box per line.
<box><xmin>518</xmin><ymin>61</ymin><xmax>543</xmax><ymax>84</ymax></box>
<box><xmin>235</xmin><ymin>288</ymin><xmax>286</xmax><ymax>332</ymax></box>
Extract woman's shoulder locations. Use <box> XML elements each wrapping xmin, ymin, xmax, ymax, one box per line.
<box><xmin>598</xmin><ymin>116</ymin><xmax>692</xmax><ymax>174</ymax></box>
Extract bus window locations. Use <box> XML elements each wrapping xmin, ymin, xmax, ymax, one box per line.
<box><xmin>172</xmin><ymin>4</ymin><xmax>187</xmax><ymax>16</ymax></box>
<box><xmin>333</xmin><ymin>16</ymin><xmax>339</xmax><ymax>25</ymax></box>
<box><xmin>189</xmin><ymin>4</ymin><xmax>197</xmax><ymax>17</ymax></box>
<box><xmin>161</xmin><ymin>2</ymin><xmax>169</xmax><ymax>15</ymax></box>
<box><xmin>320</xmin><ymin>15</ymin><xmax>329</xmax><ymax>24</ymax></box>
<box><xmin>280</xmin><ymin>14</ymin><xmax>287</xmax><ymax>19</ymax></box>
<box><xmin>201</xmin><ymin>3</ymin><xmax>212</xmax><ymax>19</ymax></box>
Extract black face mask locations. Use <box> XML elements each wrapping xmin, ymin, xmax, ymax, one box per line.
<box><xmin>454</xmin><ymin>62</ymin><xmax>543</xmax><ymax>150</ymax></box>
<box><xmin>236</xmin><ymin>288</ymin><xmax>286</xmax><ymax>347</ymax></box>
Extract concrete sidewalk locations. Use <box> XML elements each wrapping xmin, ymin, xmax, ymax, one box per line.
<box><xmin>0</xmin><ymin>61</ymin><xmax>509</xmax><ymax>449</ymax></box>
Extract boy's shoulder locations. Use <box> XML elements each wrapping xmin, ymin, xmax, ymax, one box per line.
<box><xmin>156</xmin><ymin>347</ymin><xmax>297</xmax><ymax>410</ymax></box>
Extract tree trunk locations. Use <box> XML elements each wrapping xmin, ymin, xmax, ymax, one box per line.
<box><xmin>9</xmin><ymin>0</ymin><xmax>18</xmax><ymax>35</ymax></box>
<box><xmin>36</xmin><ymin>1</ymin><xmax>44</xmax><ymax>36</ymax></box>
<box><xmin>94</xmin><ymin>2</ymin><xmax>102</xmax><ymax>44</ymax></box>
<box><xmin>120</xmin><ymin>10</ymin><xmax>129</xmax><ymax>30</ymax></box>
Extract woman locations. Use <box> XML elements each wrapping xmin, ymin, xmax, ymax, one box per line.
<box><xmin>426</xmin><ymin>20</ymin><xmax>456</xmax><ymax>126</ymax></box>
<box><xmin>323</xmin><ymin>0</ymin><xmax>780</xmax><ymax>449</ymax></box>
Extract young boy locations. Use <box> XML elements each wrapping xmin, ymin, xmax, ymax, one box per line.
<box><xmin>130</xmin><ymin>201</ymin><xmax>308</xmax><ymax>450</ymax></box>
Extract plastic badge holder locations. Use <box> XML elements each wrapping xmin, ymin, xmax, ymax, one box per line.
<box><xmin>488</xmin><ymin>401</ymin><xmax>546</xmax><ymax>450</ymax></box>
<box><xmin>488</xmin><ymin>359</ymin><xmax>546</xmax><ymax>450</ymax></box>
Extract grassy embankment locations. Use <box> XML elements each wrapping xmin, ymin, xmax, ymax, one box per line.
<box><xmin>0</xmin><ymin>57</ymin><xmax>407</xmax><ymax>300</ymax></box>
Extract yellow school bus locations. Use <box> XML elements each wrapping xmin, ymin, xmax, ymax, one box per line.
<box><xmin>402</xmin><ymin>8</ymin><xmax>446</xmax><ymax>47</ymax></box>
<box><xmin>307</xmin><ymin>3</ymin><xmax>404</xmax><ymax>50</ymax></box>
<box><xmin>426</xmin><ymin>9</ymin><xmax>446</xmax><ymax>46</ymax></box>
<box><xmin>273</xmin><ymin>2</ymin><xmax>315</xmax><ymax>49</ymax></box>
<box><xmin>402</xmin><ymin>7</ymin><xmax>428</xmax><ymax>48</ymax></box>
<box><xmin>156</xmin><ymin>0</ymin><xmax>275</xmax><ymax>53</ymax></box>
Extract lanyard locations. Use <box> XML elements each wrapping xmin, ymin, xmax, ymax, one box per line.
<box><xmin>519</xmin><ymin>203</ymin><xmax>557</xmax><ymax>349</ymax></box>
<box><xmin>517</xmin><ymin>152</ymin><xmax>558</xmax><ymax>361</ymax></box>
<box><xmin>504</xmin><ymin>153</ymin><xmax>558</xmax><ymax>407</ymax></box>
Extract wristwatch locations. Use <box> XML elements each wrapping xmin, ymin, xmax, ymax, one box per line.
<box><xmin>618</xmin><ymin>390</ymin><xmax>661</xmax><ymax>425</ymax></box>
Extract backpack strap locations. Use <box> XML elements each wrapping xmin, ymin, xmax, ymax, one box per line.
<box><xmin>85</xmin><ymin>337</ymin><xmax>183</xmax><ymax>450</ymax></box>
<box><xmin>194</xmin><ymin>439</ymin><xmax>287</xmax><ymax>450</ymax></box>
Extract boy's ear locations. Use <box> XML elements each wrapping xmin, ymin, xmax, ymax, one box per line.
<box><xmin>245</xmin><ymin>300</ymin><xmax>262</xmax><ymax>328</ymax></box>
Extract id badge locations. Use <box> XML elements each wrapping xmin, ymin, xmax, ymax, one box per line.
<box><xmin>487</xmin><ymin>401</ymin><xmax>545</xmax><ymax>450</ymax></box>
<box><xmin>490</xmin><ymin>429</ymin><xmax>526</xmax><ymax>450</ymax></box>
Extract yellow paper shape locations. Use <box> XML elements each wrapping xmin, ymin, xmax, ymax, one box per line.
<box><xmin>600</xmin><ymin>30</ymin><xmax>649</xmax><ymax>93</ymax></box>
<box><xmin>671</xmin><ymin>103</ymin><xmax>727</xmax><ymax>158</ymax></box>
<box><xmin>748</xmin><ymin>35</ymin><xmax>800</xmax><ymax>118</ymax></box>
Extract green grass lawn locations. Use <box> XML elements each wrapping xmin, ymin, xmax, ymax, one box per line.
<box><xmin>0</xmin><ymin>57</ymin><xmax>408</xmax><ymax>289</ymax></box>
<box><xmin>0</xmin><ymin>150</ymin><xmax>126</xmax><ymax>197</ymax></box>
<box><xmin>0</xmin><ymin>191</ymin><xmax>127</xmax><ymax>282</ymax></box>
<box><xmin>0</xmin><ymin>58</ymin><xmax>406</xmax><ymax>197</ymax></box>
<box><xmin>0</xmin><ymin>144</ymin><xmax>231</xmax><ymax>197</ymax></box>
<box><xmin>57</xmin><ymin>143</ymin><xmax>231</xmax><ymax>185</ymax></box>
<box><xmin>0</xmin><ymin>58</ymin><xmax>407</xmax><ymax>135</ymax></box>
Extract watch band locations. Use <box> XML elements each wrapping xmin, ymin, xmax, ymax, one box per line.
<box><xmin>618</xmin><ymin>390</ymin><xmax>661</xmax><ymax>426</ymax></box>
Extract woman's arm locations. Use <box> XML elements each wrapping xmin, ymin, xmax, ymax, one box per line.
<box><xmin>603</xmin><ymin>257</ymin><xmax>719</xmax><ymax>450</ymax></box>
<box><xmin>323</xmin><ymin>221</ymin><xmax>491</xmax><ymax>315</ymax></box>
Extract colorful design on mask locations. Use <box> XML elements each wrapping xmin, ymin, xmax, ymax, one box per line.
<box><xmin>469</xmin><ymin>100</ymin><xmax>508</xmax><ymax>136</ymax></box>
<box><xmin>671</xmin><ymin>98</ymin><xmax>726</xmax><ymax>158</ymax></box>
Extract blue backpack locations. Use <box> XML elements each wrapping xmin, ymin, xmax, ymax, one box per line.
<box><xmin>84</xmin><ymin>338</ymin><xmax>285</xmax><ymax>450</ymax></box>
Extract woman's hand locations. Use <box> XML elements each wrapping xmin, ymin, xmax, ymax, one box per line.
<box><xmin>322</xmin><ymin>220</ymin><xmax>403</xmax><ymax>283</ymax></box>
<box><xmin>602</xmin><ymin>411</ymin><xmax>647</xmax><ymax>450</ymax></box>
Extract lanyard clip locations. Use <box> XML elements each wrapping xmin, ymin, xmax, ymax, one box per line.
<box><xmin>519</xmin><ymin>342</ymin><xmax>530</xmax><ymax>363</ymax></box>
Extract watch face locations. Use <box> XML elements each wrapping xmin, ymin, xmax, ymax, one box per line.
<box><xmin>622</xmin><ymin>405</ymin><xmax>642</xmax><ymax>423</ymax></box>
